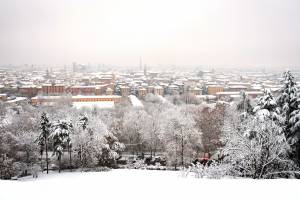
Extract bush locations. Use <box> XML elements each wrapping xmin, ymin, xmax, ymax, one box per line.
<box><xmin>183</xmin><ymin>161</ymin><xmax>231</xmax><ymax>179</ymax></box>
<box><xmin>81</xmin><ymin>166</ymin><xmax>111</xmax><ymax>172</ymax></box>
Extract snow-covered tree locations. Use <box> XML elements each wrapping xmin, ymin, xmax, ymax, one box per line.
<box><xmin>0</xmin><ymin>154</ymin><xmax>14</xmax><ymax>179</ymax></box>
<box><xmin>222</xmin><ymin>110</ymin><xmax>297</xmax><ymax>179</ymax></box>
<box><xmin>50</xmin><ymin>120</ymin><xmax>73</xmax><ymax>172</ymax></box>
<box><xmin>253</xmin><ymin>89</ymin><xmax>280</xmax><ymax>121</ymax></box>
<box><xmin>194</xmin><ymin>103</ymin><xmax>225</xmax><ymax>153</ymax></box>
<box><xmin>277</xmin><ymin>71</ymin><xmax>300</xmax><ymax>165</ymax></box>
<box><xmin>123</xmin><ymin>109</ymin><xmax>148</xmax><ymax>155</ymax></box>
<box><xmin>73</xmin><ymin>117</ymin><xmax>96</xmax><ymax>169</ymax></box>
<box><xmin>73</xmin><ymin>115</ymin><xmax>125</xmax><ymax>169</ymax></box>
<box><xmin>289</xmin><ymin>110</ymin><xmax>300</xmax><ymax>165</ymax></box>
<box><xmin>35</xmin><ymin>112</ymin><xmax>51</xmax><ymax>173</ymax></box>
<box><xmin>142</xmin><ymin>109</ymin><xmax>163</xmax><ymax>158</ymax></box>
<box><xmin>98</xmin><ymin>132</ymin><xmax>125</xmax><ymax>166</ymax></box>
<box><xmin>78</xmin><ymin>114</ymin><xmax>88</xmax><ymax>131</ymax></box>
<box><xmin>161</xmin><ymin>106</ymin><xmax>200</xmax><ymax>169</ymax></box>
<box><xmin>236</xmin><ymin>91</ymin><xmax>253</xmax><ymax>117</ymax></box>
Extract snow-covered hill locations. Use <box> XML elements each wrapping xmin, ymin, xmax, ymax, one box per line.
<box><xmin>0</xmin><ymin>169</ymin><xmax>299</xmax><ymax>200</ymax></box>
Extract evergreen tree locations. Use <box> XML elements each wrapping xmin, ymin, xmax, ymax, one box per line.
<box><xmin>289</xmin><ymin>109</ymin><xmax>300</xmax><ymax>166</ymax></box>
<box><xmin>277</xmin><ymin>70</ymin><xmax>300</xmax><ymax>165</ymax></box>
<box><xmin>35</xmin><ymin>112</ymin><xmax>51</xmax><ymax>174</ymax></box>
<box><xmin>253</xmin><ymin>89</ymin><xmax>280</xmax><ymax>121</ymax></box>
<box><xmin>236</xmin><ymin>91</ymin><xmax>253</xmax><ymax>118</ymax></box>
<box><xmin>50</xmin><ymin>120</ymin><xmax>73</xmax><ymax>173</ymax></box>
<box><xmin>277</xmin><ymin>71</ymin><xmax>299</xmax><ymax>137</ymax></box>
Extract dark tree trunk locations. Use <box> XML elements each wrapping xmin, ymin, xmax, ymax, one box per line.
<box><xmin>69</xmin><ymin>146</ymin><xmax>72</xmax><ymax>171</ymax></box>
<box><xmin>181</xmin><ymin>136</ymin><xmax>184</xmax><ymax>167</ymax></box>
<box><xmin>45</xmin><ymin>140</ymin><xmax>49</xmax><ymax>174</ymax></box>
<box><xmin>40</xmin><ymin>153</ymin><xmax>43</xmax><ymax>172</ymax></box>
<box><xmin>58</xmin><ymin>155</ymin><xmax>61</xmax><ymax>173</ymax></box>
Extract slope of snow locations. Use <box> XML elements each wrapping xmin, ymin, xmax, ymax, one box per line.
<box><xmin>0</xmin><ymin>169</ymin><xmax>299</xmax><ymax>200</ymax></box>
<box><xmin>128</xmin><ymin>95</ymin><xmax>144</xmax><ymax>107</ymax></box>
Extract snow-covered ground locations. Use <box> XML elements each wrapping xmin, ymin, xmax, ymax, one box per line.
<box><xmin>0</xmin><ymin>169</ymin><xmax>299</xmax><ymax>200</ymax></box>
<box><xmin>128</xmin><ymin>95</ymin><xmax>144</xmax><ymax>107</ymax></box>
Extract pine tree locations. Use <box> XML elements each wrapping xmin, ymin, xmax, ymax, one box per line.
<box><xmin>35</xmin><ymin>112</ymin><xmax>51</xmax><ymax>174</ymax></box>
<box><xmin>236</xmin><ymin>91</ymin><xmax>253</xmax><ymax>118</ymax></box>
<box><xmin>277</xmin><ymin>70</ymin><xmax>300</xmax><ymax>165</ymax></box>
<box><xmin>50</xmin><ymin>120</ymin><xmax>73</xmax><ymax>173</ymax></box>
<box><xmin>253</xmin><ymin>89</ymin><xmax>280</xmax><ymax>121</ymax></box>
<box><xmin>277</xmin><ymin>71</ymin><xmax>299</xmax><ymax>137</ymax></box>
<box><xmin>289</xmin><ymin>109</ymin><xmax>300</xmax><ymax>165</ymax></box>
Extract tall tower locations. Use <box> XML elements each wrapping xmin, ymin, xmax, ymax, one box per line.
<box><xmin>72</xmin><ymin>62</ymin><xmax>77</xmax><ymax>73</ymax></box>
<box><xmin>144</xmin><ymin>64</ymin><xmax>147</xmax><ymax>76</ymax></box>
<box><xmin>139</xmin><ymin>57</ymin><xmax>142</xmax><ymax>71</ymax></box>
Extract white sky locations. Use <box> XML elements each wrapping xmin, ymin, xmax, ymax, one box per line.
<box><xmin>0</xmin><ymin>0</ymin><xmax>300</xmax><ymax>67</ymax></box>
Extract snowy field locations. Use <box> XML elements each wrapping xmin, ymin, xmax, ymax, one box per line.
<box><xmin>0</xmin><ymin>169</ymin><xmax>299</xmax><ymax>200</ymax></box>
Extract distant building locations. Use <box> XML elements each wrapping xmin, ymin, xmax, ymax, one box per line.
<box><xmin>120</xmin><ymin>86</ymin><xmax>130</xmax><ymax>97</ymax></box>
<box><xmin>67</xmin><ymin>86</ymin><xmax>96</xmax><ymax>95</ymax></box>
<box><xmin>147</xmin><ymin>86</ymin><xmax>154</xmax><ymax>94</ymax></box>
<box><xmin>167</xmin><ymin>85</ymin><xmax>179</xmax><ymax>95</ymax></box>
<box><xmin>188</xmin><ymin>87</ymin><xmax>202</xmax><ymax>96</ymax></box>
<box><xmin>138</xmin><ymin>87</ymin><xmax>147</xmax><ymax>98</ymax></box>
<box><xmin>42</xmin><ymin>84</ymin><xmax>65</xmax><ymax>95</ymax></box>
<box><xmin>31</xmin><ymin>95</ymin><xmax>122</xmax><ymax>105</ymax></box>
<box><xmin>0</xmin><ymin>93</ymin><xmax>7</xmax><ymax>101</ymax></box>
<box><xmin>106</xmin><ymin>87</ymin><xmax>113</xmax><ymax>95</ymax></box>
<box><xmin>19</xmin><ymin>86</ymin><xmax>40</xmax><ymax>97</ymax></box>
<box><xmin>207</xmin><ymin>85</ymin><xmax>224</xmax><ymax>95</ymax></box>
<box><xmin>95</xmin><ymin>85</ymin><xmax>110</xmax><ymax>95</ymax></box>
<box><xmin>226</xmin><ymin>85</ymin><xmax>248</xmax><ymax>92</ymax></box>
<box><xmin>153</xmin><ymin>86</ymin><xmax>164</xmax><ymax>96</ymax></box>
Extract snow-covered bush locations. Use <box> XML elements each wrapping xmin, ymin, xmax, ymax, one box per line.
<box><xmin>184</xmin><ymin>161</ymin><xmax>230</xmax><ymax>179</ymax></box>
<box><xmin>222</xmin><ymin>111</ymin><xmax>298</xmax><ymax>179</ymax></box>
<box><xmin>0</xmin><ymin>155</ymin><xmax>15</xmax><ymax>179</ymax></box>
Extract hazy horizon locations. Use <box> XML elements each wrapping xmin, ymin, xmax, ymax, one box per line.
<box><xmin>1</xmin><ymin>0</ymin><xmax>300</xmax><ymax>67</ymax></box>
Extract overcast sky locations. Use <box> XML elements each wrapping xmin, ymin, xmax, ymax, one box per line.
<box><xmin>0</xmin><ymin>0</ymin><xmax>300</xmax><ymax>67</ymax></box>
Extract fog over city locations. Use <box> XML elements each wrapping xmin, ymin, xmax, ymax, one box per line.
<box><xmin>2</xmin><ymin>1</ymin><xmax>300</xmax><ymax>200</ymax></box>
<box><xmin>0</xmin><ymin>0</ymin><xmax>300</xmax><ymax>68</ymax></box>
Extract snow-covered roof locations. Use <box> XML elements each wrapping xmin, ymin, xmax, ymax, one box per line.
<box><xmin>70</xmin><ymin>85</ymin><xmax>96</xmax><ymax>88</ymax></box>
<box><xmin>216</xmin><ymin>92</ymin><xmax>239</xmax><ymax>95</ymax></box>
<box><xmin>32</xmin><ymin>95</ymin><xmax>121</xmax><ymax>100</ymax></box>
<box><xmin>228</xmin><ymin>85</ymin><xmax>248</xmax><ymax>89</ymax></box>
<box><xmin>154</xmin><ymin>86</ymin><xmax>163</xmax><ymax>89</ymax></box>
<box><xmin>6</xmin><ymin>97</ymin><xmax>27</xmax><ymax>103</ymax></box>
<box><xmin>73</xmin><ymin>101</ymin><xmax>114</xmax><ymax>109</ymax></box>
<box><xmin>196</xmin><ymin>95</ymin><xmax>217</xmax><ymax>100</ymax></box>
<box><xmin>228</xmin><ymin>82</ymin><xmax>251</xmax><ymax>86</ymax></box>
<box><xmin>72</xmin><ymin>95</ymin><xmax>121</xmax><ymax>99</ymax></box>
